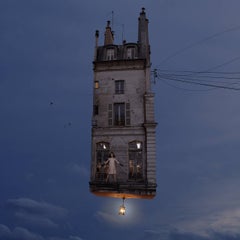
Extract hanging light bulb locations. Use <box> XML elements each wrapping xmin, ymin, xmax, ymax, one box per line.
<box><xmin>118</xmin><ymin>197</ymin><xmax>126</xmax><ymax>215</ymax></box>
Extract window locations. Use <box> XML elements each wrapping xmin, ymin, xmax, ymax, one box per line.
<box><xmin>128</xmin><ymin>141</ymin><xmax>143</xmax><ymax>180</ymax></box>
<box><xmin>93</xmin><ymin>105</ymin><xmax>98</xmax><ymax>115</ymax></box>
<box><xmin>115</xmin><ymin>80</ymin><xmax>124</xmax><ymax>94</ymax></box>
<box><xmin>95</xmin><ymin>142</ymin><xmax>110</xmax><ymax>181</ymax></box>
<box><xmin>106</xmin><ymin>48</ymin><xmax>115</xmax><ymax>60</ymax></box>
<box><xmin>126</xmin><ymin>47</ymin><xmax>135</xmax><ymax>59</ymax></box>
<box><xmin>114</xmin><ymin>103</ymin><xmax>125</xmax><ymax>126</ymax></box>
<box><xmin>108</xmin><ymin>103</ymin><xmax>130</xmax><ymax>126</ymax></box>
<box><xmin>94</xmin><ymin>81</ymin><xmax>99</xmax><ymax>89</ymax></box>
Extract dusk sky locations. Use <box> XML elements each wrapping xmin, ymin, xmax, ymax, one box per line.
<box><xmin>1</xmin><ymin>1</ymin><xmax>240</xmax><ymax>240</ymax></box>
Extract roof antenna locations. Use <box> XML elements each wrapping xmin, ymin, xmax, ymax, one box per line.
<box><xmin>122</xmin><ymin>24</ymin><xmax>125</xmax><ymax>43</ymax></box>
<box><xmin>111</xmin><ymin>11</ymin><xmax>114</xmax><ymax>32</ymax></box>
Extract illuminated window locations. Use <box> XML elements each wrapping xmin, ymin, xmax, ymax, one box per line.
<box><xmin>128</xmin><ymin>141</ymin><xmax>143</xmax><ymax>180</ymax></box>
<box><xmin>95</xmin><ymin>142</ymin><xmax>110</xmax><ymax>181</ymax></box>
<box><xmin>94</xmin><ymin>81</ymin><xmax>99</xmax><ymax>89</ymax></box>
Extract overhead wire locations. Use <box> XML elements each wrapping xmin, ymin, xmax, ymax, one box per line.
<box><xmin>152</xmin><ymin>22</ymin><xmax>240</xmax><ymax>92</ymax></box>
<box><xmin>156</xmin><ymin>25</ymin><xmax>240</xmax><ymax>66</ymax></box>
<box><xmin>155</xmin><ymin>71</ymin><xmax>240</xmax><ymax>91</ymax></box>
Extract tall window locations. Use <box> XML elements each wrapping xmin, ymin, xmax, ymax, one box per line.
<box><xmin>115</xmin><ymin>80</ymin><xmax>124</xmax><ymax>94</ymax></box>
<box><xmin>106</xmin><ymin>48</ymin><xmax>115</xmax><ymax>60</ymax></box>
<box><xmin>128</xmin><ymin>141</ymin><xmax>143</xmax><ymax>180</ymax></box>
<box><xmin>108</xmin><ymin>103</ymin><xmax>130</xmax><ymax>126</ymax></box>
<box><xmin>114</xmin><ymin>103</ymin><xmax>125</xmax><ymax>126</ymax></box>
<box><xmin>95</xmin><ymin>142</ymin><xmax>110</xmax><ymax>181</ymax></box>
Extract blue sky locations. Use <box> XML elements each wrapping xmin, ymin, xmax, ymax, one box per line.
<box><xmin>1</xmin><ymin>0</ymin><xmax>240</xmax><ymax>239</ymax></box>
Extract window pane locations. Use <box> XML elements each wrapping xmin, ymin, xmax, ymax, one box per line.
<box><xmin>114</xmin><ymin>103</ymin><xmax>125</xmax><ymax>126</ymax></box>
<box><xmin>115</xmin><ymin>80</ymin><xmax>124</xmax><ymax>94</ymax></box>
<box><xmin>107</xmin><ymin>49</ymin><xmax>114</xmax><ymax>60</ymax></box>
<box><xmin>94</xmin><ymin>81</ymin><xmax>99</xmax><ymax>89</ymax></box>
<box><xmin>95</xmin><ymin>142</ymin><xmax>110</xmax><ymax>181</ymax></box>
<box><xmin>128</xmin><ymin>141</ymin><xmax>143</xmax><ymax>180</ymax></box>
<box><xmin>127</xmin><ymin>47</ymin><xmax>135</xmax><ymax>59</ymax></box>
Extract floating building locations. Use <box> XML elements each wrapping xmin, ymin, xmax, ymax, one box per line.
<box><xmin>89</xmin><ymin>8</ymin><xmax>157</xmax><ymax>199</ymax></box>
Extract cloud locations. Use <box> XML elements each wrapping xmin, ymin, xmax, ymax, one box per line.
<box><xmin>0</xmin><ymin>224</ymin><xmax>11</xmax><ymax>238</ymax></box>
<box><xmin>14</xmin><ymin>211</ymin><xmax>58</xmax><ymax>229</ymax></box>
<box><xmin>48</xmin><ymin>236</ymin><xmax>84</xmax><ymax>240</ymax></box>
<box><xmin>69</xmin><ymin>236</ymin><xmax>84</xmax><ymax>240</ymax></box>
<box><xmin>0</xmin><ymin>226</ymin><xmax>45</xmax><ymax>240</ymax></box>
<box><xmin>141</xmin><ymin>227</ymin><xmax>240</xmax><ymax>240</ymax></box>
<box><xmin>7</xmin><ymin>198</ymin><xmax>68</xmax><ymax>219</ymax></box>
<box><xmin>6</xmin><ymin>198</ymin><xmax>68</xmax><ymax>231</ymax></box>
<box><xmin>168</xmin><ymin>229</ymin><xmax>240</xmax><ymax>240</ymax></box>
<box><xmin>67</xmin><ymin>163</ymin><xmax>89</xmax><ymax>178</ymax></box>
<box><xmin>181</xmin><ymin>207</ymin><xmax>240</xmax><ymax>237</ymax></box>
<box><xmin>12</xmin><ymin>227</ymin><xmax>45</xmax><ymax>240</ymax></box>
<box><xmin>0</xmin><ymin>224</ymin><xmax>85</xmax><ymax>240</ymax></box>
<box><xmin>95</xmin><ymin>211</ymin><xmax>123</xmax><ymax>225</ymax></box>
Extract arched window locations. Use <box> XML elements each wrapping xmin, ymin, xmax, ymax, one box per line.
<box><xmin>95</xmin><ymin>142</ymin><xmax>110</xmax><ymax>181</ymax></box>
<box><xmin>128</xmin><ymin>141</ymin><xmax>143</xmax><ymax>180</ymax></box>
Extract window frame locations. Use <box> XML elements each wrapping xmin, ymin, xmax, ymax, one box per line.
<box><xmin>114</xmin><ymin>103</ymin><xmax>125</xmax><ymax>126</ymax></box>
<box><xmin>106</xmin><ymin>48</ymin><xmax>115</xmax><ymax>60</ymax></box>
<box><xmin>115</xmin><ymin>80</ymin><xmax>125</xmax><ymax>94</ymax></box>
<box><xmin>95</xmin><ymin>142</ymin><xmax>110</xmax><ymax>181</ymax></box>
<box><xmin>126</xmin><ymin>47</ymin><xmax>135</xmax><ymax>59</ymax></box>
<box><xmin>128</xmin><ymin>141</ymin><xmax>143</xmax><ymax>180</ymax></box>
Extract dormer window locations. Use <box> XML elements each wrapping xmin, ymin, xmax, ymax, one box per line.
<box><xmin>106</xmin><ymin>48</ymin><xmax>115</xmax><ymax>60</ymax></box>
<box><xmin>127</xmin><ymin>47</ymin><xmax>135</xmax><ymax>59</ymax></box>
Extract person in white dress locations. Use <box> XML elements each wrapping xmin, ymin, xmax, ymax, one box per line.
<box><xmin>105</xmin><ymin>152</ymin><xmax>120</xmax><ymax>182</ymax></box>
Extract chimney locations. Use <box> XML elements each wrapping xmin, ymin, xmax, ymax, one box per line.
<box><xmin>94</xmin><ymin>30</ymin><xmax>99</xmax><ymax>61</ymax></box>
<box><xmin>138</xmin><ymin>8</ymin><xmax>150</xmax><ymax>60</ymax></box>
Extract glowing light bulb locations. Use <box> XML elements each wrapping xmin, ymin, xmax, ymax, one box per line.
<box><xmin>118</xmin><ymin>197</ymin><xmax>126</xmax><ymax>215</ymax></box>
<box><xmin>119</xmin><ymin>205</ymin><xmax>126</xmax><ymax>215</ymax></box>
<box><xmin>136</xmin><ymin>142</ymin><xmax>141</xmax><ymax>149</ymax></box>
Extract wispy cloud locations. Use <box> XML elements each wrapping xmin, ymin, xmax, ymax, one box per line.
<box><xmin>0</xmin><ymin>224</ymin><xmax>11</xmax><ymax>238</ymax></box>
<box><xmin>14</xmin><ymin>211</ymin><xmax>58</xmax><ymax>229</ymax></box>
<box><xmin>7</xmin><ymin>198</ymin><xmax>68</xmax><ymax>219</ymax></box>
<box><xmin>6</xmin><ymin>198</ymin><xmax>68</xmax><ymax>231</ymax></box>
<box><xmin>66</xmin><ymin>163</ymin><xmax>89</xmax><ymax>178</ymax></box>
<box><xmin>175</xmin><ymin>206</ymin><xmax>240</xmax><ymax>237</ymax></box>
<box><xmin>0</xmin><ymin>224</ymin><xmax>84</xmax><ymax>240</ymax></box>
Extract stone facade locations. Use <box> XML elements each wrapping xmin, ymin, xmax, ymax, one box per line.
<box><xmin>89</xmin><ymin>8</ymin><xmax>157</xmax><ymax>199</ymax></box>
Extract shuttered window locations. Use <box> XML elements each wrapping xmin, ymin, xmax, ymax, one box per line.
<box><xmin>114</xmin><ymin>103</ymin><xmax>125</xmax><ymax>126</ymax></box>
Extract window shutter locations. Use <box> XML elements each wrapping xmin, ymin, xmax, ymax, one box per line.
<box><xmin>108</xmin><ymin>104</ymin><xmax>113</xmax><ymax>126</ymax></box>
<box><xmin>126</xmin><ymin>103</ymin><xmax>130</xmax><ymax>125</ymax></box>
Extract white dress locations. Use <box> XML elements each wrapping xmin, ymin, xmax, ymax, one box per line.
<box><xmin>105</xmin><ymin>157</ymin><xmax>119</xmax><ymax>174</ymax></box>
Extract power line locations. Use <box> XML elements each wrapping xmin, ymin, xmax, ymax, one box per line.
<box><xmin>156</xmin><ymin>72</ymin><xmax>240</xmax><ymax>91</ymax></box>
<box><xmin>156</xmin><ymin>25</ymin><xmax>240</xmax><ymax>66</ymax></box>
